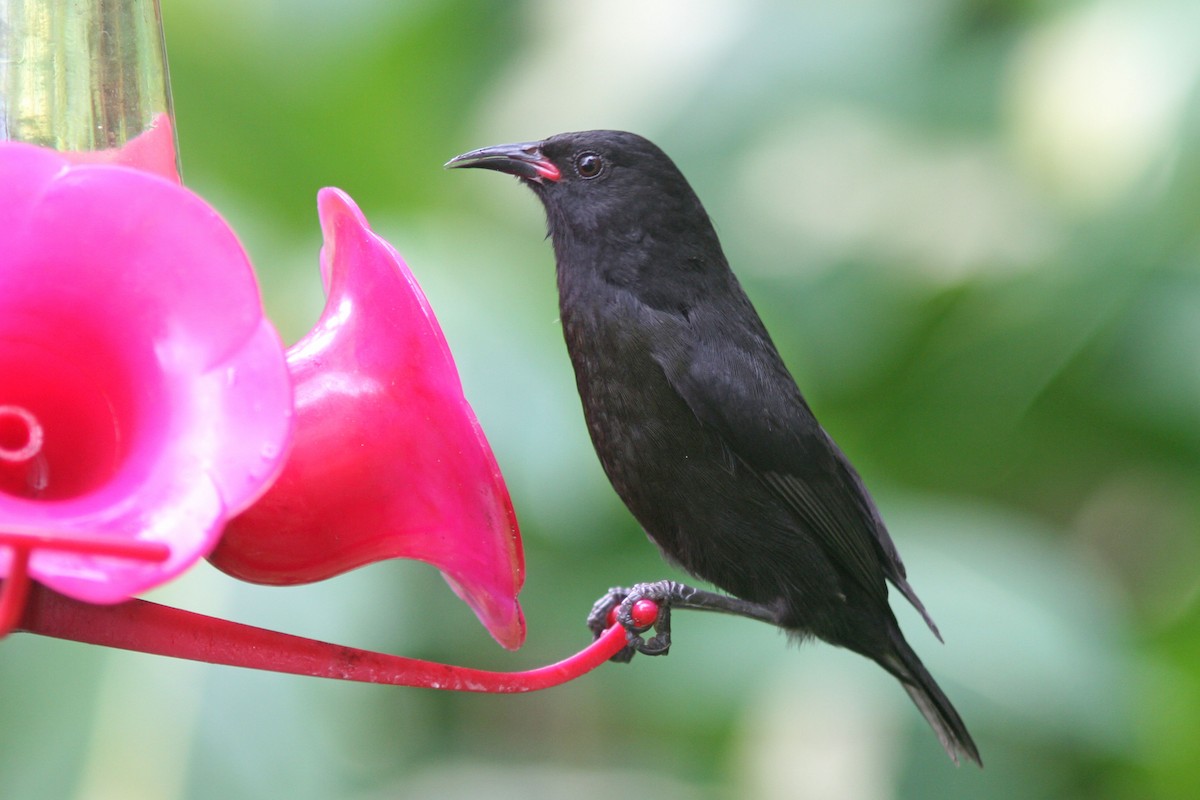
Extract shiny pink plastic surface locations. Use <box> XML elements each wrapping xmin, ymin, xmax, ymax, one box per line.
<box><xmin>0</xmin><ymin>143</ymin><xmax>294</xmax><ymax>606</ymax></box>
<box><xmin>211</xmin><ymin>188</ymin><xmax>525</xmax><ymax>650</ymax></box>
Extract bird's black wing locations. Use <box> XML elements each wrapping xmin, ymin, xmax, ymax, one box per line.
<box><xmin>652</xmin><ymin>311</ymin><xmax>940</xmax><ymax>636</ymax></box>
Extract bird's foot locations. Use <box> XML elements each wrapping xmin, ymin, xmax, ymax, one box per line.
<box><xmin>587</xmin><ymin>580</ymin><xmax>708</xmax><ymax>662</ymax></box>
<box><xmin>588</xmin><ymin>580</ymin><xmax>782</xmax><ymax>663</ymax></box>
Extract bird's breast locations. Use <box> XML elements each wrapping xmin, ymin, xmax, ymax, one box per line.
<box><xmin>562</xmin><ymin>298</ymin><xmax>687</xmax><ymax>466</ymax></box>
<box><xmin>560</xmin><ymin>296</ymin><xmax>738</xmax><ymax>546</ymax></box>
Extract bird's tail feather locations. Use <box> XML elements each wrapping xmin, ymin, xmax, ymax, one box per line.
<box><xmin>880</xmin><ymin>630</ymin><xmax>981</xmax><ymax>767</ymax></box>
<box><xmin>891</xmin><ymin>574</ymin><xmax>943</xmax><ymax>643</ymax></box>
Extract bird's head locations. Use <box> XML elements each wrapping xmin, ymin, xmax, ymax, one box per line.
<box><xmin>446</xmin><ymin>130</ymin><xmax>705</xmax><ymax>238</ymax></box>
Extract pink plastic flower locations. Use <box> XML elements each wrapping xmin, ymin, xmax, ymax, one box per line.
<box><xmin>211</xmin><ymin>189</ymin><xmax>526</xmax><ymax>650</ymax></box>
<box><xmin>0</xmin><ymin>142</ymin><xmax>293</xmax><ymax>607</ymax></box>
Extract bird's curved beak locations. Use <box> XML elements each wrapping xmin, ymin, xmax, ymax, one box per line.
<box><xmin>445</xmin><ymin>141</ymin><xmax>561</xmax><ymax>183</ymax></box>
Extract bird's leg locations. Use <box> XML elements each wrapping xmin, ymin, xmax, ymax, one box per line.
<box><xmin>587</xmin><ymin>580</ymin><xmax>779</xmax><ymax>662</ymax></box>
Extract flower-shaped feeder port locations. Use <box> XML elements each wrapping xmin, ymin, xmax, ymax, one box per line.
<box><xmin>0</xmin><ymin>142</ymin><xmax>293</xmax><ymax>635</ymax></box>
<box><xmin>211</xmin><ymin>188</ymin><xmax>525</xmax><ymax>651</ymax></box>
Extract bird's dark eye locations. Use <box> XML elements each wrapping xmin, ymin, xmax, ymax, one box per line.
<box><xmin>575</xmin><ymin>152</ymin><xmax>603</xmax><ymax>179</ymax></box>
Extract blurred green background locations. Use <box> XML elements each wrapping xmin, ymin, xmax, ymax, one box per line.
<box><xmin>5</xmin><ymin>0</ymin><xmax>1200</xmax><ymax>797</ymax></box>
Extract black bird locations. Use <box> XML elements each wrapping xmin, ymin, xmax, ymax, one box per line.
<box><xmin>447</xmin><ymin>130</ymin><xmax>981</xmax><ymax>766</ymax></box>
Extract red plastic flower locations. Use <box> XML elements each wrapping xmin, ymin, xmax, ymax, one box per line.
<box><xmin>0</xmin><ymin>142</ymin><xmax>293</xmax><ymax>606</ymax></box>
<box><xmin>211</xmin><ymin>189</ymin><xmax>526</xmax><ymax>650</ymax></box>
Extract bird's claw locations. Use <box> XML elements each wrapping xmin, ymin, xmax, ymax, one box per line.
<box><xmin>586</xmin><ymin>587</ymin><xmax>626</xmax><ymax>638</ymax></box>
<box><xmin>587</xmin><ymin>582</ymin><xmax>675</xmax><ymax>662</ymax></box>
